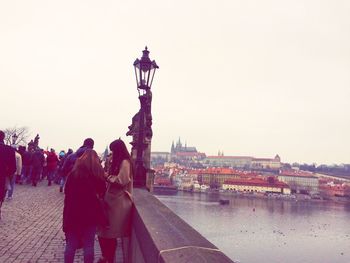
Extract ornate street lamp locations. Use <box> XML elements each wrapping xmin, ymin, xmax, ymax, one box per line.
<box><xmin>132</xmin><ymin>47</ymin><xmax>159</xmax><ymax>188</ymax></box>
<box><xmin>133</xmin><ymin>46</ymin><xmax>159</xmax><ymax>94</ymax></box>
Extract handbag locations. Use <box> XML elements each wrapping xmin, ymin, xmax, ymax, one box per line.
<box><xmin>88</xmin><ymin>178</ymin><xmax>109</xmax><ymax>227</ymax></box>
<box><xmin>95</xmin><ymin>194</ymin><xmax>109</xmax><ymax>227</ymax></box>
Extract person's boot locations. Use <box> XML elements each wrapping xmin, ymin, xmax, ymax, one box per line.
<box><xmin>59</xmin><ymin>186</ymin><xmax>63</xmax><ymax>192</ymax></box>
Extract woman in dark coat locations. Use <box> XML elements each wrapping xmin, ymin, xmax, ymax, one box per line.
<box><xmin>98</xmin><ymin>139</ymin><xmax>133</xmax><ymax>263</ymax></box>
<box><xmin>63</xmin><ymin>149</ymin><xmax>106</xmax><ymax>263</ymax></box>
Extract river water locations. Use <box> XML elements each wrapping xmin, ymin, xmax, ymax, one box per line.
<box><xmin>155</xmin><ymin>192</ymin><xmax>350</xmax><ymax>263</ymax></box>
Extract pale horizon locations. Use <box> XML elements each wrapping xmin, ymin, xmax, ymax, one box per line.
<box><xmin>1</xmin><ymin>0</ymin><xmax>349</xmax><ymax>165</ymax></box>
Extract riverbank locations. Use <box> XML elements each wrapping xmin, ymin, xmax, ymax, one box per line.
<box><xmin>155</xmin><ymin>191</ymin><xmax>350</xmax><ymax>263</ymax></box>
<box><xmin>178</xmin><ymin>189</ymin><xmax>350</xmax><ymax>204</ymax></box>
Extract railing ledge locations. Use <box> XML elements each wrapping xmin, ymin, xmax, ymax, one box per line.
<box><xmin>130</xmin><ymin>188</ymin><xmax>234</xmax><ymax>263</ymax></box>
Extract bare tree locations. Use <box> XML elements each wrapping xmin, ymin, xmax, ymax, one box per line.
<box><xmin>3</xmin><ymin>126</ymin><xmax>30</xmax><ymax>146</ymax></box>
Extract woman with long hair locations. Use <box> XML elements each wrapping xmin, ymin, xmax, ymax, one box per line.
<box><xmin>63</xmin><ymin>149</ymin><xmax>106</xmax><ymax>263</ymax></box>
<box><xmin>98</xmin><ymin>139</ymin><xmax>133</xmax><ymax>263</ymax></box>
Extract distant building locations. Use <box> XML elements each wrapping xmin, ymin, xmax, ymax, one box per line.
<box><xmin>151</xmin><ymin>151</ymin><xmax>170</xmax><ymax>161</ymax></box>
<box><xmin>251</xmin><ymin>155</ymin><xmax>281</xmax><ymax>170</ymax></box>
<box><xmin>170</xmin><ymin>138</ymin><xmax>206</xmax><ymax>163</ymax></box>
<box><xmin>153</xmin><ymin>140</ymin><xmax>282</xmax><ymax>171</ymax></box>
<box><xmin>197</xmin><ymin>168</ymin><xmax>249</xmax><ymax>188</ymax></box>
<box><xmin>223</xmin><ymin>178</ymin><xmax>291</xmax><ymax>195</ymax></box>
<box><xmin>178</xmin><ymin>175</ymin><xmax>196</xmax><ymax>190</ymax></box>
<box><xmin>203</xmin><ymin>156</ymin><xmax>253</xmax><ymax>168</ymax></box>
<box><xmin>203</xmin><ymin>154</ymin><xmax>281</xmax><ymax>170</ymax></box>
<box><xmin>278</xmin><ymin>170</ymin><xmax>319</xmax><ymax>194</ymax></box>
<box><xmin>171</xmin><ymin>138</ymin><xmax>197</xmax><ymax>154</ymax></box>
<box><xmin>319</xmin><ymin>180</ymin><xmax>350</xmax><ymax>198</ymax></box>
<box><xmin>151</xmin><ymin>152</ymin><xmax>171</xmax><ymax>167</ymax></box>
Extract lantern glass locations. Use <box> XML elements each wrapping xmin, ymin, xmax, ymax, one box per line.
<box><xmin>133</xmin><ymin>48</ymin><xmax>158</xmax><ymax>91</ymax></box>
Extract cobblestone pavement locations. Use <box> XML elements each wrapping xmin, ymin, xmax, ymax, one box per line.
<box><xmin>0</xmin><ymin>182</ymin><xmax>123</xmax><ymax>263</ymax></box>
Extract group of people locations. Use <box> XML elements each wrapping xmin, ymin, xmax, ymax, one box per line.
<box><xmin>19</xmin><ymin>145</ymin><xmax>72</xmax><ymax>189</ymax></box>
<box><xmin>63</xmin><ymin>138</ymin><xmax>133</xmax><ymax>263</ymax></box>
<box><xmin>0</xmin><ymin>130</ymin><xmax>134</xmax><ymax>263</ymax></box>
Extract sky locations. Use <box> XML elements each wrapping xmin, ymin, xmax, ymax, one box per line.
<box><xmin>1</xmin><ymin>0</ymin><xmax>349</xmax><ymax>165</ymax></box>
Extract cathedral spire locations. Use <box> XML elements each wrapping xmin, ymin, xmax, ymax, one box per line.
<box><xmin>171</xmin><ymin>141</ymin><xmax>175</xmax><ymax>153</ymax></box>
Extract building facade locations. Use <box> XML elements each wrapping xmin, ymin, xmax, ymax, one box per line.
<box><xmin>204</xmin><ymin>154</ymin><xmax>281</xmax><ymax>170</ymax></box>
<box><xmin>278</xmin><ymin>171</ymin><xmax>319</xmax><ymax>194</ymax></box>
<box><xmin>203</xmin><ymin>156</ymin><xmax>253</xmax><ymax>168</ymax></box>
<box><xmin>197</xmin><ymin>168</ymin><xmax>243</xmax><ymax>188</ymax></box>
<box><xmin>151</xmin><ymin>151</ymin><xmax>171</xmax><ymax>166</ymax></box>
<box><xmin>222</xmin><ymin>178</ymin><xmax>291</xmax><ymax>195</ymax></box>
<box><xmin>251</xmin><ymin>155</ymin><xmax>281</xmax><ymax>170</ymax></box>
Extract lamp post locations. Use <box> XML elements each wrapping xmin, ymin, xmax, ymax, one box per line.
<box><xmin>132</xmin><ymin>47</ymin><xmax>159</xmax><ymax>188</ymax></box>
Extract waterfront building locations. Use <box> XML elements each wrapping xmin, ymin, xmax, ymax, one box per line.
<box><xmin>278</xmin><ymin>170</ymin><xmax>319</xmax><ymax>194</ymax></box>
<box><xmin>178</xmin><ymin>175</ymin><xmax>196</xmax><ymax>190</ymax></box>
<box><xmin>154</xmin><ymin>176</ymin><xmax>172</xmax><ymax>186</ymax></box>
<box><xmin>222</xmin><ymin>178</ymin><xmax>291</xmax><ymax>194</ymax></box>
<box><xmin>197</xmin><ymin>168</ymin><xmax>256</xmax><ymax>189</ymax></box>
<box><xmin>319</xmin><ymin>181</ymin><xmax>350</xmax><ymax>198</ymax></box>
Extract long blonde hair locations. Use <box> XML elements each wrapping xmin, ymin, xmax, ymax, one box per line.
<box><xmin>71</xmin><ymin>149</ymin><xmax>104</xmax><ymax>179</ymax></box>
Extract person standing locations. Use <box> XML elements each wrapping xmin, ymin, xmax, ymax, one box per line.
<box><xmin>31</xmin><ymin>148</ymin><xmax>45</xmax><ymax>187</ymax></box>
<box><xmin>46</xmin><ymin>148</ymin><xmax>59</xmax><ymax>186</ymax></box>
<box><xmin>20</xmin><ymin>147</ymin><xmax>33</xmax><ymax>184</ymax></box>
<box><xmin>41</xmin><ymin>150</ymin><xmax>48</xmax><ymax>181</ymax></box>
<box><xmin>61</xmin><ymin>138</ymin><xmax>95</xmax><ymax>183</ymax></box>
<box><xmin>16</xmin><ymin>146</ymin><xmax>26</xmax><ymax>183</ymax></box>
<box><xmin>98</xmin><ymin>139</ymin><xmax>133</xmax><ymax>263</ymax></box>
<box><xmin>63</xmin><ymin>149</ymin><xmax>106</xmax><ymax>263</ymax></box>
<box><xmin>0</xmin><ymin>130</ymin><xmax>16</xmax><ymax>219</ymax></box>
<box><xmin>7</xmin><ymin>148</ymin><xmax>22</xmax><ymax>199</ymax></box>
<box><xmin>58</xmin><ymin>148</ymin><xmax>73</xmax><ymax>193</ymax></box>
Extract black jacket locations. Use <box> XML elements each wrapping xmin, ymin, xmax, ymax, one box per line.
<box><xmin>0</xmin><ymin>142</ymin><xmax>16</xmax><ymax>200</ymax></box>
<box><xmin>63</xmin><ymin>174</ymin><xmax>106</xmax><ymax>233</ymax></box>
<box><xmin>21</xmin><ymin>151</ymin><xmax>32</xmax><ymax>166</ymax></box>
<box><xmin>61</xmin><ymin>146</ymin><xmax>90</xmax><ymax>177</ymax></box>
<box><xmin>32</xmin><ymin>151</ymin><xmax>45</xmax><ymax>168</ymax></box>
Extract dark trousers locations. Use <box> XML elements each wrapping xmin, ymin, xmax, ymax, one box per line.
<box><xmin>47</xmin><ymin>169</ymin><xmax>56</xmax><ymax>184</ymax></box>
<box><xmin>31</xmin><ymin>167</ymin><xmax>41</xmax><ymax>186</ymax></box>
<box><xmin>21</xmin><ymin>165</ymin><xmax>32</xmax><ymax>183</ymax></box>
<box><xmin>98</xmin><ymin>237</ymin><xmax>117</xmax><ymax>263</ymax></box>
<box><xmin>64</xmin><ymin>226</ymin><xmax>96</xmax><ymax>263</ymax></box>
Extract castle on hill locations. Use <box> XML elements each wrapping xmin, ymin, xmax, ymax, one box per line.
<box><xmin>151</xmin><ymin>138</ymin><xmax>281</xmax><ymax>171</ymax></box>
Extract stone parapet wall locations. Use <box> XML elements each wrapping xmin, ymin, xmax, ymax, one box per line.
<box><xmin>131</xmin><ymin>189</ymin><xmax>234</xmax><ymax>263</ymax></box>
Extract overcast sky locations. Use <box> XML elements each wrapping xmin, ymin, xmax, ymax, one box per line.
<box><xmin>1</xmin><ymin>0</ymin><xmax>349</xmax><ymax>165</ymax></box>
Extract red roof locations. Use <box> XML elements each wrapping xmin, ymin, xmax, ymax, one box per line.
<box><xmin>154</xmin><ymin>177</ymin><xmax>172</xmax><ymax>185</ymax></box>
<box><xmin>199</xmin><ymin>167</ymin><xmax>240</xmax><ymax>175</ymax></box>
<box><xmin>188</xmin><ymin>170</ymin><xmax>200</xmax><ymax>175</ymax></box>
